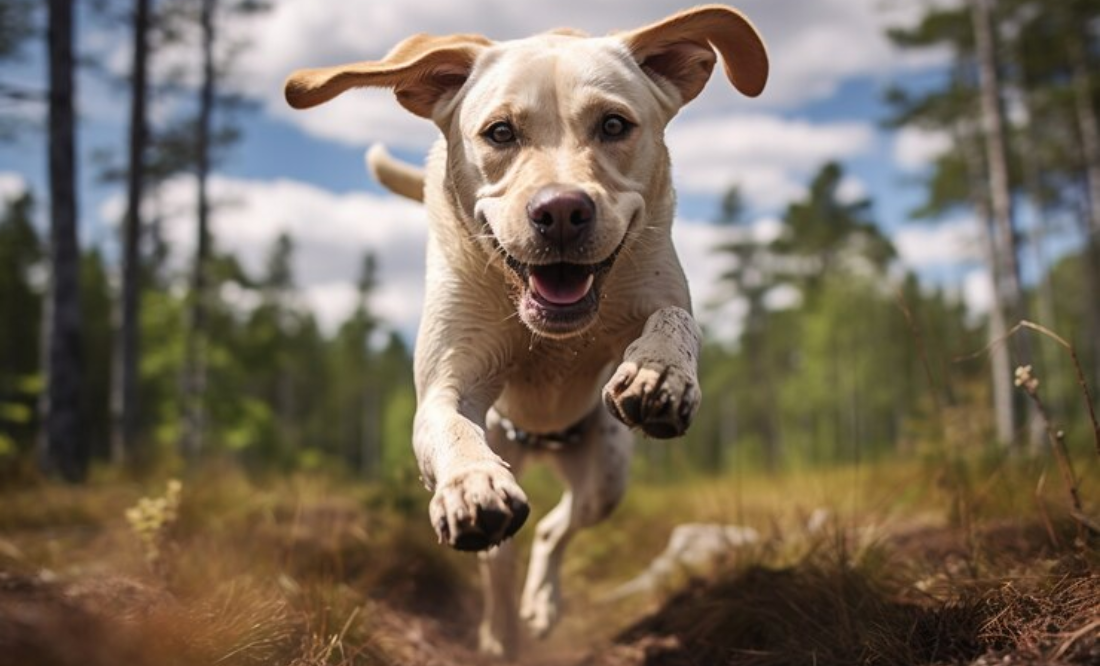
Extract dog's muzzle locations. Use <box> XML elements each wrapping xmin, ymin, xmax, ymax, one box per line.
<box><xmin>504</xmin><ymin>241</ymin><xmax>623</xmax><ymax>338</ymax></box>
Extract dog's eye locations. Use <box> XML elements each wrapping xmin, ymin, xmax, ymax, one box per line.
<box><xmin>485</xmin><ymin>121</ymin><xmax>517</xmax><ymax>146</ymax></box>
<box><xmin>599</xmin><ymin>114</ymin><xmax>632</xmax><ymax>141</ymax></box>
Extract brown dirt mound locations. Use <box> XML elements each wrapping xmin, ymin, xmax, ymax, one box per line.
<box><xmin>580</xmin><ymin>537</ymin><xmax>1099</xmax><ymax>666</ymax></box>
<box><xmin>584</xmin><ymin>564</ymin><xmax>985</xmax><ymax>666</ymax></box>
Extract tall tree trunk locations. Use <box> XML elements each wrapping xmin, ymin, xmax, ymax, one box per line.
<box><xmin>1014</xmin><ymin>74</ymin><xmax>1067</xmax><ymax>416</ymax></box>
<box><xmin>970</xmin><ymin>0</ymin><xmax>1033</xmax><ymax>446</ymax></box>
<box><xmin>43</xmin><ymin>0</ymin><xmax>84</xmax><ymax>482</ymax></box>
<box><xmin>182</xmin><ymin>0</ymin><xmax>216</xmax><ymax>459</ymax></box>
<box><xmin>112</xmin><ymin>0</ymin><xmax>150</xmax><ymax>465</ymax></box>
<box><xmin>1068</xmin><ymin>24</ymin><xmax>1100</xmax><ymax>240</ymax></box>
<box><xmin>1066</xmin><ymin>20</ymin><xmax>1100</xmax><ymax>390</ymax></box>
<box><xmin>956</xmin><ymin>115</ymin><xmax>1015</xmax><ymax>446</ymax></box>
<box><xmin>970</xmin><ymin>0</ymin><xmax>1024</xmax><ymax>320</ymax></box>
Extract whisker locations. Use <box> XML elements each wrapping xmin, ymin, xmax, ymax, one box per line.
<box><xmin>497</xmin><ymin>309</ymin><xmax>522</xmax><ymax>325</ymax></box>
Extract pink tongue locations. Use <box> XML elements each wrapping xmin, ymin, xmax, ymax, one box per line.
<box><xmin>530</xmin><ymin>270</ymin><xmax>594</xmax><ymax>305</ymax></box>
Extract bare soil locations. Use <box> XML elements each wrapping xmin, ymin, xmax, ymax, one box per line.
<box><xmin>0</xmin><ymin>468</ymin><xmax>1096</xmax><ymax>666</ymax></box>
<box><xmin>1</xmin><ymin>520</ymin><xmax>1096</xmax><ymax>666</ymax></box>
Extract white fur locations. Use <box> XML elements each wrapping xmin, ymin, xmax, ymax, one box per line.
<box><xmin>285</xmin><ymin>5</ymin><xmax>768</xmax><ymax>657</ymax></box>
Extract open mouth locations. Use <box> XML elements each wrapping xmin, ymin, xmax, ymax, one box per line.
<box><xmin>504</xmin><ymin>246</ymin><xmax>622</xmax><ymax>337</ymax></box>
<box><xmin>529</xmin><ymin>264</ymin><xmax>596</xmax><ymax>306</ymax></box>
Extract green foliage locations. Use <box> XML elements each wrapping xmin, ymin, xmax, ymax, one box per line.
<box><xmin>781</xmin><ymin>162</ymin><xmax>895</xmax><ymax>278</ymax></box>
<box><xmin>0</xmin><ymin>178</ymin><xmax>416</xmax><ymax>476</ymax></box>
<box><xmin>884</xmin><ymin>0</ymin><xmax>1100</xmax><ymax>447</ymax></box>
<box><xmin>681</xmin><ymin>164</ymin><xmax>989</xmax><ymax>475</ymax></box>
<box><xmin>79</xmin><ymin>249</ymin><xmax>115</xmax><ymax>460</ymax></box>
<box><xmin>117</xmin><ymin>236</ymin><xmax>417</xmax><ymax>475</ymax></box>
<box><xmin>6</xmin><ymin>0</ymin><xmax>1098</xmax><ymax>481</ymax></box>
<box><xmin>0</xmin><ymin>193</ymin><xmax>42</xmax><ymax>458</ymax></box>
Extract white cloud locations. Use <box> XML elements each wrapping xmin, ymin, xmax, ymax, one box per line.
<box><xmin>95</xmin><ymin>169</ymin><xmax>781</xmax><ymax>343</ymax></box>
<box><xmin>837</xmin><ymin>175</ymin><xmax>868</xmax><ymax>205</ymax></box>
<box><xmin>894</xmin><ymin>127</ymin><xmax>952</xmax><ymax>171</ymax></box>
<box><xmin>963</xmin><ymin>268</ymin><xmax>993</xmax><ymax>315</ymax></box>
<box><xmin>97</xmin><ymin>174</ymin><xmax>765</xmax><ymax>345</ymax></box>
<box><xmin>713</xmin><ymin>0</ymin><xmax>950</xmax><ymax>110</ymax></box>
<box><xmin>226</xmin><ymin>1</ymin><xmax>905</xmax><ymax>214</ymax></box>
<box><xmin>671</xmin><ymin>217</ymin><xmax>787</xmax><ymax>342</ymax></box>
<box><xmin>892</xmin><ymin>215</ymin><xmax>998</xmax><ymax>319</ymax></box>
<box><xmin>666</xmin><ymin>114</ymin><xmax>876</xmax><ymax>206</ymax></box>
<box><xmin>302</xmin><ymin>282</ymin><xmax>362</xmax><ymax>334</ymax></box>
<box><xmin>671</xmin><ymin>218</ymin><xmax>731</xmax><ymax>309</ymax></box>
<box><xmin>269</xmin><ymin>94</ymin><xmax>441</xmax><ymax>151</ymax></box>
<box><xmin>705</xmin><ymin>297</ymin><xmax>750</xmax><ymax>344</ymax></box>
<box><xmin>239</xmin><ymin>0</ymin><xmax>949</xmax><ymax>150</ymax></box>
<box><xmin>764</xmin><ymin>284</ymin><xmax>802</xmax><ymax>311</ymax></box>
<box><xmin>0</xmin><ymin>172</ymin><xmax>28</xmax><ymax>202</ymax></box>
<box><xmin>720</xmin><ymin>216</ymin><xmax>784</xmax><ymax>246</ymax></box>
<box><xmin>101</xmin><ymin>175</ymin><xmax>429</xmax><ymax>336</ymax></box>
<box><xmin>895</xmin><ymin>216</ymin><xmax>983</xmax><ymax>268</ymax></box>
<box><xmin>752</xmin><ymin>217</ymin><xmax>784</xmax><ymax>245</ymax></box>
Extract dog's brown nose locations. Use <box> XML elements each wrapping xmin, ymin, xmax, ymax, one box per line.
<box><xmin>526</xmin><ymin>184</ymin><xmax>595</xmax><ymax>247</ymax></box>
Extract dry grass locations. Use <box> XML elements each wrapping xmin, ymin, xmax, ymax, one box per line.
<box><xmin>0</xmin><ymin>455</ymin><xmax>1096</xmax><ymax>666</ymax></box>
<box><xmin>583</xmin><ymin>523</ymin><xmax>1097</xmax><ymax>666</ymax></box>
<box><xmin>0</xmin><ymin>463</ymin><xmax>483</xmax><ymax>666</ymax></box>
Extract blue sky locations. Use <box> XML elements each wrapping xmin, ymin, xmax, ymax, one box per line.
<box><xmin>1</xmin><ymin>0</ymin><xmax>988</xmax><ymax>339</ymax></box>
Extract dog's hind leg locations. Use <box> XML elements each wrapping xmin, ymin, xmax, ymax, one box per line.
<box><xmin>478</xmin><ymin>408</ymin><xmax>528</xmax><ymax>658</ymax></box>
<box><xmin>520</xmin><ymin>406</ymin><xmax>633</xmax><ymax>638</ymax></box>
<box><xmin>479</xmin><ymin>541</ymin><xmax>520</xmax><ymax>658</ymax></box>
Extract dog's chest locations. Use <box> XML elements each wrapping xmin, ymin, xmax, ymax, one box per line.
<box><xmin>493</xmin><ymin>341</ymin><xmax>613</xmax><ymax>434</ymax></box>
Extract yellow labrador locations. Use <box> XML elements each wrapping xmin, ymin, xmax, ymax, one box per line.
<box><xmin>285</xmin><ymin>5</ymin><xmax>767</xmax><ymax>656</ymax></box>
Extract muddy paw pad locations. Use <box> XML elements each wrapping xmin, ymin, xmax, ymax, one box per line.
<box><xmin>430</xmin><ymin>466</ymin><xmax>530</xmax><ymax>552</ymax></box>
<box><xmin>603</xmin><ymin>361</ymin><xmax>700</xmax><ymax>439</ymax></box>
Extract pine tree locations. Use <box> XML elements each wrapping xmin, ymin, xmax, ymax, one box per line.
<box><xmin>112</xmin><ymin>0</ymin><xmax>152</xmax><ymax>465</ymax></box>
<box><xmin>43</xmin><ymin>0</ymin><xmax>85</xmax><ymax>482</ymax></box>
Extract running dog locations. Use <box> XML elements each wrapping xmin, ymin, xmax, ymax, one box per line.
<box><xmin>284</xmin><ymin>5</ymin><xmax>767</xmax><ymax>656</ymax></box>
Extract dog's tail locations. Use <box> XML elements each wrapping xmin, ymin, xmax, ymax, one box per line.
<box><xmin>365</xmin><ymin>144</ymin><xmax>425</xmax><ymax>203</ymax></box>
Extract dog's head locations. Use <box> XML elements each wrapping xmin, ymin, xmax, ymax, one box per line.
<box><xmin>286</xmin><ymin>5</ymin><xmax>767</xmax><ymax>339</ymax></box>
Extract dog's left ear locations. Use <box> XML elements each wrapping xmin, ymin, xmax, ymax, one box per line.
<box><xmin>622</xmin><ymin>4</ymin><xmax>768</xmax><ymax>105</ymax></box>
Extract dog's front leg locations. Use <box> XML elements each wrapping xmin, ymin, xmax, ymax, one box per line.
<box><xmin>603</xmin><ymin>306</ymin><xmax>702</xmax><ymax>439</ymax></box>
<box><xmin>415</xmin><ymin>388</ymin><xmax>530</xmax><ymax>551</ymax></box>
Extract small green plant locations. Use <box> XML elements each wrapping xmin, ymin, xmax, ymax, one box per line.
<box><xmin>125</xmin><ymin>479</ymin><xmax>182</xmax><ymax>573</ymax></box>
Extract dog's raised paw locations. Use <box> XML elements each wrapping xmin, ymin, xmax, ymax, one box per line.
<box><xmin>602</xmin><ymin>360</ymin><xmax>700</xmax><ymax>439</ymax></box>
<box><xmin>429</xmin><ymin>463</ymin><xmax>530</xmax><ymax>551</ymax></box>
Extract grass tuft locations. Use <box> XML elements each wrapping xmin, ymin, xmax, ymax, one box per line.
<box><xmin>0</xmin><ymin>455</ymin><xmax>1096</xmax><ymax>665</ymax></box>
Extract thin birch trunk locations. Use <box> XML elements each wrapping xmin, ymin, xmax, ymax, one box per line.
<box><xmin>956</xmin><ymin>114</ymin><xmax>1015</xmax><ymax>446</ymax></box>
<box><xmin>970</xmin><ymin>0</ymin><xmax>1036</xmax><ymax>447</ymax></box>
<box><xmin>182</xmin><ymin>0</ymin><xmax>216</xmax><ymax>459</ymax></box>
<box><xmin>970</xmin><ymin>0</ymin><xmax>1024</xmax><ymax>323</ymax></box>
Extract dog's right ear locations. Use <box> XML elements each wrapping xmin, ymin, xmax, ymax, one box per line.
<box><xmin>284</xmin><ymin>33</ymin><xmax>492</xmax><ymax>119</ymax></box>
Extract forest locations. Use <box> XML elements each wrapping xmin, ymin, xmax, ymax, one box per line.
<box><xmin>1</xmin><ymin>1</ymin><xmax>1099</xmax><ymax>665</ymax></box>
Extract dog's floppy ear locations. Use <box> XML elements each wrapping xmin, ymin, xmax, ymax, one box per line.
<box><xmin>621</xmin><ymin>4</ymin><xmax>767</xmax><ymax>105</ymax></box>
<box><xmin>284</xmin><ymin>33</ymin><xmax>492</xmax><ymax>118</ymax></box>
